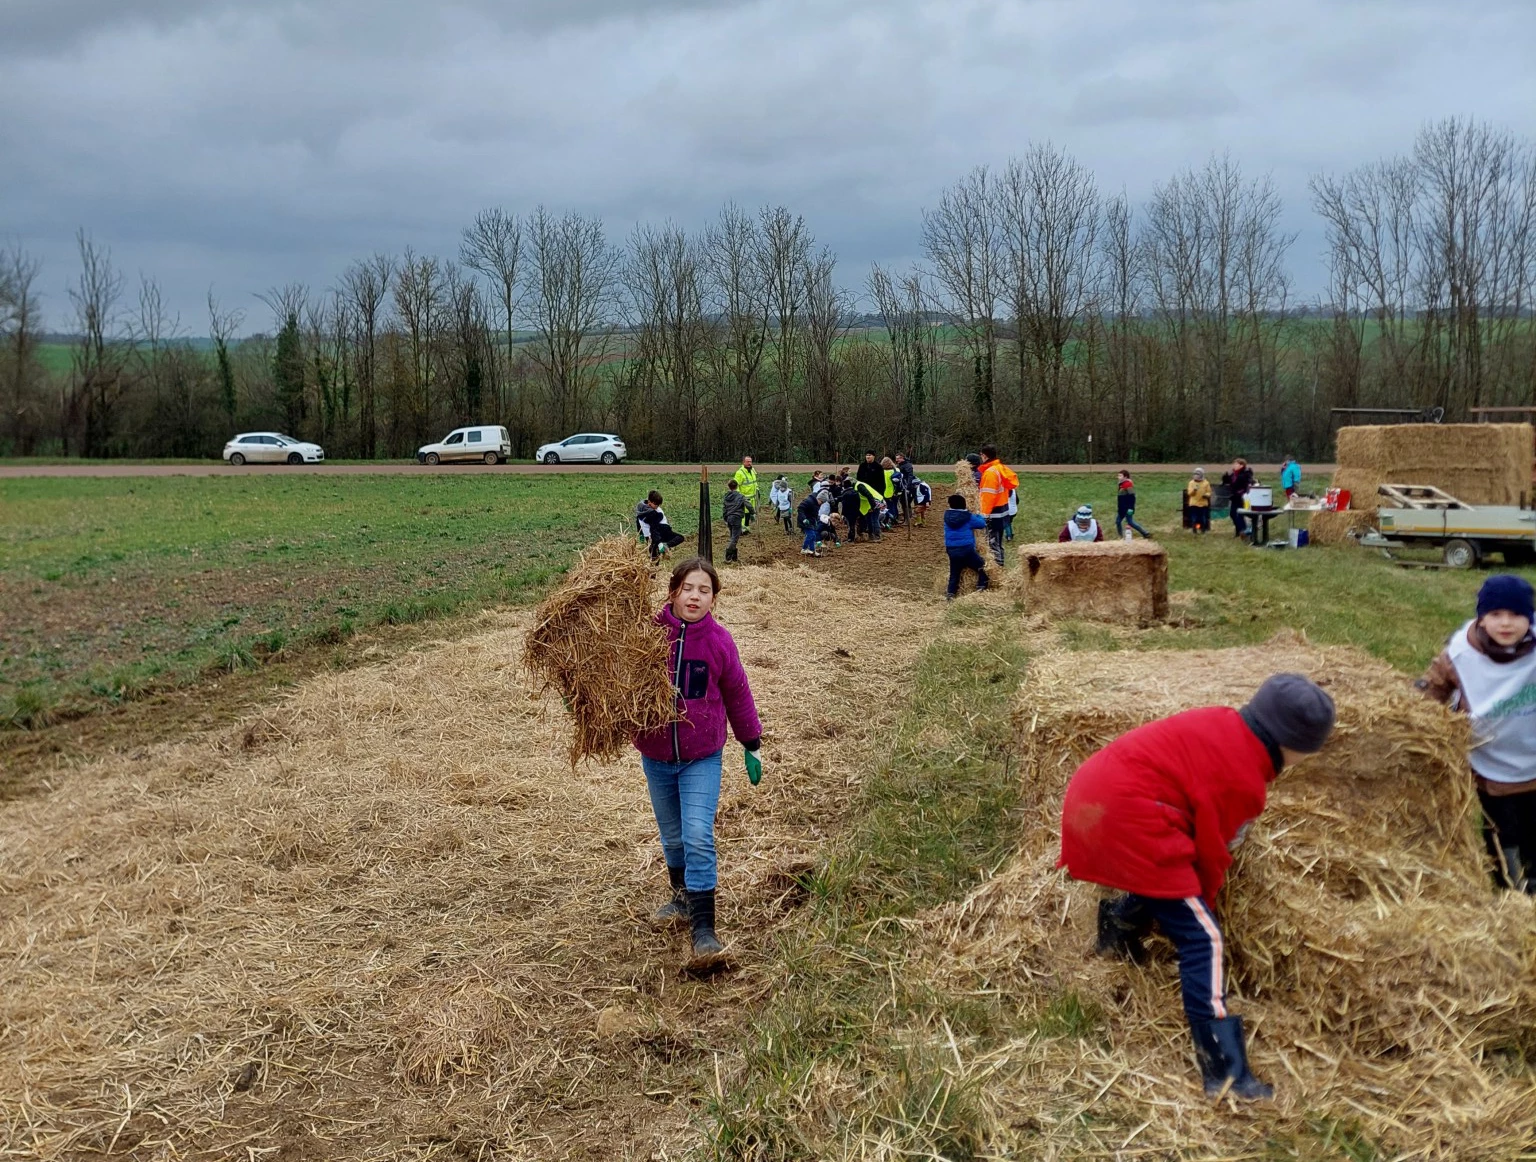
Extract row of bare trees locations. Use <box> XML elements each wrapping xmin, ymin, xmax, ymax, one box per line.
<box><xmin>4</xmin><ymin>118</ymin><xmax>1534</xmax><ymax>463</ymax></box>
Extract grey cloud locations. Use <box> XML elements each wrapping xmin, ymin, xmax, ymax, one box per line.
<box><xmin>0</xmin><ymin>0</ymin><xmax>761</xmax><ymax>55</ymax></box>
<box><xmin>3</xmin><ymin>0</ymin><xmax>1534</xmax><ymax>330</ymax></box>
<box><xmin>1066</xmin><ymin>77</ymin><xmax>1241</xmax><ymax>128</ymax></box>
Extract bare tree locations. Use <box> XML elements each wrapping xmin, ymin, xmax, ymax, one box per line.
<box><xmin>868</xmin><ymin>263</ymin><xmax>934</xmax><ymax>448</ymax></box>
<box><xmin>1142</xmin><ymin>154</ymin><xmax>1292</xmax><ymax>444</ymax></box>
<box><xmin>922</xmin><ymin>166</ymin><xmax>1002</xmax><ymax>427</ymax></box>
<box><xmin>625</xmin><ymin>221</ymin><xmax>711</xmax><ymax>458</ymax></box>
<box><xmin>391</xmin><ymin>250</ymin><xmax>444</xmax><ymax>446</ymax></box>
<box><xmin>443</xmin><ymin>264</ymin><xmax>493</xmax><ymax>426</ymax></box>
<box><xmin>341</xmin><ymin>254</ymin><xmax>393</xmax><ymax>457</ymax></box>
<box><xmin>1</xmin><ymin>242</ymin><xmax>44</xmax><ymax>454</ymax></box>
<box><xmin>997</xmin><ymin>144</ymin><xmax>1101</xmax><ymax>456</ymax></box>
<box><xmin>703</xmin><ymin>203</ymin><xmax>772</xmax><ymax>449</ymax></box>
<box><xmin>523</xmin><ymin>207</ymin><xmax>620</xmax><ymax>435</ymax></box>
<box><xmin>801</xmin><ymin>246</ymin><xmax>849</xmax><ymax>459</ymax></box>
<box><xmin>258</xmin><ymin>282</ymin><xmax>311</xmax><ymax>437</ymax></box>
<box><xmin>756</xmin><ymin>205</ymin><xmax>813</xmax><ymax>455</ymax></box>
<box><xmin>67</xmin><ymin>231</ymin><xmax>128</xmax><ymax>457</ymax></box>
<box><xmin>1097</xmin><ymin>192</ymin><xmax>1144</xmax><ymax>455</ymax></box>
<box><xmin>207</xmin><ymin>290</ymin><xmax>245</xmax><ymax>427</ymax></box>
<box><xmin>459</xmin><ymin>207</ymin><xmax>523</xmax><ymax>419</ymax></box>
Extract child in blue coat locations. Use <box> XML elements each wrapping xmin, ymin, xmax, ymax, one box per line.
<box><xmin>942</xmin><ymin>494</ymin><xmax>989</xmax><ymax>599</ymax></box>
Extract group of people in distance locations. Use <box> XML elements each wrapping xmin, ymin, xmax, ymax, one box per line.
<box><xmin>1187</xmin><ymin>454</ymin><xmax>1303</xmax><ymax>540</ymax></box>
<box><xmin>1053</xmin><ymin>455</ymin><xmax>1308</xmax><ymax>547</ymax></box>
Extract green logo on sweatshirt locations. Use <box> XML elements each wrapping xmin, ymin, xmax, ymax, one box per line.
<box><xmin>1484</xmin><ymin>682</ymin><xmax>1536</xmax><ymax>720</ymax></box>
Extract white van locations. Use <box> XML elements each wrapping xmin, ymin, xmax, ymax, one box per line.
<box><xmin>416</xmin><ymin>426</ymin><xmax>512</xmax><ymax>465</ymax></box>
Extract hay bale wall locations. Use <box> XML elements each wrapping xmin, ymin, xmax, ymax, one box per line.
<box><xmin>1006</xmin><ymin>540</ymin><xmax>1168</xmax><ymax>624</ymax></box>
<box><xmin>1331</xmin><ymin>422</ymin><xmax>1532</xmax><ymax>512</ymax></box>
<box><xmin>917</xmin><ymin>632</ymin><xmax>1535</xmax><ymax>1159</ymax></box>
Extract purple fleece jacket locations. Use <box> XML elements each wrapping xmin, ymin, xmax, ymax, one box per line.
<box><xmin>634</xmin><ymin>606</ymin><xmax>762</xmax><ymax>763</ymax></box>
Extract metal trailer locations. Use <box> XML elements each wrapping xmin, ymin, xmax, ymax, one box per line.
<box><xmin>1358</xmin><ymin>484</ymin><xmax>1536</xmax><ymax>569</ymax></box>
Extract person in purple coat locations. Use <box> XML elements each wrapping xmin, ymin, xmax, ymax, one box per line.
<box><xmin>634</xmin><ymin>557</ymin><xmax>763</xmax><ymax>962</ymax></box>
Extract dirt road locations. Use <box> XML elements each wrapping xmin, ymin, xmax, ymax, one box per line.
<box><xmin>0</xmin><ymin>460</ymin><xmax>1323</xmax><ymax>479</ymax></box>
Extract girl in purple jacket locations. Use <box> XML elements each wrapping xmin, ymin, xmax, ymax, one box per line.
<box><xmin>634</xmin><ymin>557</ymin><xmax>763</xmax><ymax>962</ymax></box>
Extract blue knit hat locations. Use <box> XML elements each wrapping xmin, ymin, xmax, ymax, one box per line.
<box><xmin>1477</xmin><ymin>574</ymin><xmax>1535</xmax><ymax>620</ymax></box>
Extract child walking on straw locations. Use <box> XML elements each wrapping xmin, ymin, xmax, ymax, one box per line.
<box><xmin>634</xmin><ymin>557</ymin><xmax>763</xmax><ymax>963</ymax></box>
<box><xmin>1059</xmin><ymin>674</ymin><xmax>1336</xmax><ymax>1100</ymax></box>
<box><xmin>942</xmin><ymin>494</ymin><xmax>989</xmax><ymax>600</ymax></box>
<box><xmin>1417</xmin><ymin>574</ymin><xmax>1536</xmax><ymax>893</ymax></box>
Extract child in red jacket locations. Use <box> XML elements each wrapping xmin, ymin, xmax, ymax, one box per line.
<box><xmin>1058</xmin><ymin>674</ymin><xmax>1336</xmax><ymax>1100</ymax></box>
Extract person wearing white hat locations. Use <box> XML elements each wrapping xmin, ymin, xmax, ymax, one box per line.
<box><xmin>1058</xmin><ymin>505</ymin><xmax>1104</xmax><ymax>543</ymax></box>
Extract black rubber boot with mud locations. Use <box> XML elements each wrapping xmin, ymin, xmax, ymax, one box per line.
<box><xmin>1192</xmin><ymin>1015</ymin><xmax>1274</xmax><ymax>1101</ymax></box>
<box><xmin>686</xmin><ymin>889</ymin><xmax>725</xmax><ymax>964</ymax></box>
<box><xmin>654</xmin><ymin>864</ymin><xmax>689</xmax><ymax>926</ymax></box>
<box><xmin>1094</xmin><ymin>897</ymin><xmax>1148</xmax><ymax>964</ymax></box>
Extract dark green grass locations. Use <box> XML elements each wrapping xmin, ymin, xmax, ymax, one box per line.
<box><xmin>0</xmin><ymin>472</ymin><xmax>701</xmax><ymax>727</ymax></box>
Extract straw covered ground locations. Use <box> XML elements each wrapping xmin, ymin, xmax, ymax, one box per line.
<box><xmin>913</xmin><ymin>631</ymin><xmax>1536</xmax><ymax>1159</ymax></box>
<box><xmin>0</xmin><ymin>565</ymin><xmax>946</xmax><ymax>1161</ymax></box>
<box><xmin>1004</xmin><ymin>539</ymin><xmax>1170</xmax><ymax>625</ymax></box>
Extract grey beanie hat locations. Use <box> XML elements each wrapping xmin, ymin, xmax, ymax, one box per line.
<box><xmin>1243</xmin><ymin>673</ymin><xmax>1336</xmax><ymax>754</ymax></box>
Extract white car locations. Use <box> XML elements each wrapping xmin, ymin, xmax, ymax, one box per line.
<box><xmin>223</xmin><ymin>432</ymin><xmax>326</xmax><ymax>465</ymax></box>
<box><xmin>416</xmin><ymin>425</ymin><xmax>512</xmax><ymax>465</ymax></box>
<box><xmin>535</xmin><ymin>433</ymin><xmax>627</xmax><ymax>464</ymax></box>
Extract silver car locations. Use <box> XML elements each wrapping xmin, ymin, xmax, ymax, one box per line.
<box><xmin>535</xmin><ymin>433</ymin><xmax>627</xmax><ymax>464</ymax></box>
<box><xmin>223</xmin><ymin>432</ymin><xmax>326</xmax><ymax>465</ymax></box>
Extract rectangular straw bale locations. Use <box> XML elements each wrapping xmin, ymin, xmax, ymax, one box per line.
<box><xmin>1330</xmin><ymin>422</ymin><xmax>1533</xmax><ymax>509</ymax></box>
<box><xmin>1011</xmin><ymin>632</ymin><xmax>1482</xmax><ymax>882</ymax></box>
<box><xmin>1005</xmin><ymin>635</ymin><xmax>1536</xmax><ymax>1061</ymax></box>
<box><xmin>1006</xmin><ymin>540</ymin><xmax>1168</xmax><ymax>625</ymax></box>
<box><xmin>1306</xmin><ymin>509</ymin><xmax>1377</xmax><ymax>545</ymax></box>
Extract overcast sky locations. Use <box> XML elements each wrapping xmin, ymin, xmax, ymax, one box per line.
<box><xmin>3</xmin><ymin>0</ymin><xmax>1534</xmax><ymax>333</ymax></box>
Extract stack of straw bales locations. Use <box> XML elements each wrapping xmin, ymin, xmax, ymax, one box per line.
<box><xmin>1005</xmin><ymin>540</ymin><xmax>1168</xmax><ymax>624</ymax></box>
<box><xmin>919</xmin><ymin>632</ymin><xmax>1536</xmax><ymax>1159</ymax></box>
<box><xmin>1311</xmin><ymin>423</ymin><xmax>1534</xmax><ymax>545</ymax></box>
<box><xmin>522</xmin><ymin>536</ymin><xmax>676</xmax><ymax>764</ymax></box>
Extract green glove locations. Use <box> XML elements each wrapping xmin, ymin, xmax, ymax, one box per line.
<box><xmin>744</xmin><ymin>748</ymin><xmax>763</xmax><ymax>786</ymax></box>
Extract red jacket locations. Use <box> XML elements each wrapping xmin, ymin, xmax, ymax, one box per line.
<box><xmin>1057</xmin><ymin>707</ymin><xmax>1274</xmax><ymax>903</ymax></box>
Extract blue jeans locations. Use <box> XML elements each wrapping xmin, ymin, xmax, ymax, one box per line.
<box><xmin>802</xmin><ymin>524</ymin><xmax>819</xmax><ymax>552</ymax></box>
<box><xmin>1117</xmin><ymin>509</ymin><xmax>1149</xmax><ymax>538</ymax></box>
<box><xmin>642</xmin><ymin>751</ymin><xmax>723</xmax><ymax>891</ymax></box>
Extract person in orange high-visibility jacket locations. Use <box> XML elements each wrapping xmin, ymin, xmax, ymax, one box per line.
<box><xmin>976</xmin><ymin>443</ymin><xmax>1018</xmax><ymax>567</ymax></box>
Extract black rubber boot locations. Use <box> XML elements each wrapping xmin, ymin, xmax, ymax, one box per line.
<box><xmin>686</xmin><ymin>889</ymin><xmax>725</xmax><ymax>962</ymax></box>
<box><xmin>654</xmin><ymin>864</ymin><xmax>689</xmax><ymax>926</ymax></box>
<box><xmin>1095</xmin><ymin>897</ymin><xmax>1148</xmax><ymax>964</ymax></box>
<box><xmin>1192</xmin><ymin>1016</ymin><xmax>1274</xmax><ymax>1101</ymax></box>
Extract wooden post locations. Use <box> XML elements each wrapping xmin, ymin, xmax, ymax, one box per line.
<box><xmin>697</xmin><ymin>465</ymin><xmax>713</xmax><ymax>564</ymax></box>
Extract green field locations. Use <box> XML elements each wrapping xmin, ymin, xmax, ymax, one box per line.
<box><xmin>0</xmin><ymin>471</ymin><xmax>702</xmax><ymax>728</ymax></box>
<box><xmin>2</xmin><ymin>469</ymin><xmax>1512</xmax><ymax>733</ymax></box>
